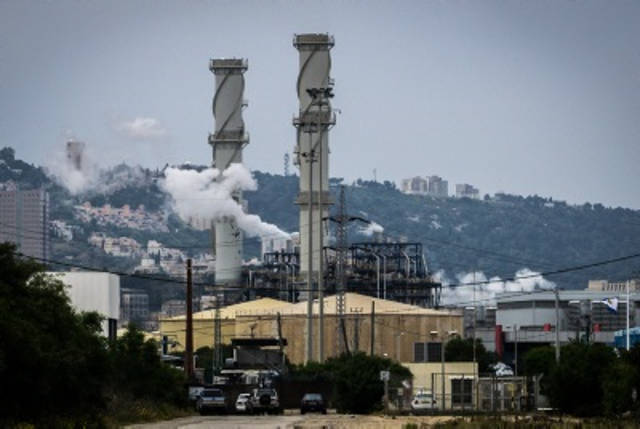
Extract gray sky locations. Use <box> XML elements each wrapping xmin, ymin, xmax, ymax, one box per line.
<box><xmin>1</xmin><ymin>0</ymin><xmax>639</xmax><ymax>208</ymax></box>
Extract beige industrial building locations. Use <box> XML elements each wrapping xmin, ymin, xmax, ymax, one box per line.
<box><xmin>404</xmin><ymin>362</ymin><xmax>478</xmax><ymax>410</ymax></box>
<box><xmin>159</xmin><ymin>297</ymin><xmax>289</xmax><ymax>351</ymax></box>
<box><xmin>159</xmin><ymin>293</ymin><xmax>462</xmax><ymax>365</ymax></box>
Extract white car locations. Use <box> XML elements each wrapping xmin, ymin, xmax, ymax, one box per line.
<box><xmin>235</xmin><ymin>393</ymin><xmax>251</xmax><ymax>412</ymax></box>
<box><xmin>491</xmin><ymin>362</ymin><xmax>514</xmax><ymax>377</ymax></box>
<box><xmin>411</xmin><ymin>392</ymin><xmax>437</xmax><ymax>410</ymax></box>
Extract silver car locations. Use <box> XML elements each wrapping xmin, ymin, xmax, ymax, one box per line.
<box><xmin>411</xmin><ymin>391</ymin><xmax>437</xmax><ymax>410</ymax></box>
<box><xmin>196</xmin><ymin>388</ymin><xmax>227</xmax><ymax>415</ymax></box>
<box><xmin>235</xmin><ymin>393</ymin><xmax>251</xmax><ymax>412</ymax></box>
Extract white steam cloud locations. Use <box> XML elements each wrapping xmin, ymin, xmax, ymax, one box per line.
<box><xmin>117</xmin><ymin>117</ymin><xmax>167</xmax><ymax>139</ymax></box>
<box><xmin>162</xmin><ymin>164</ymin><xmax>290</xmax><ymax>239</ymax></box>
<box><xmin>46</xmin><ymin>144</ymin><xmax>98</xmax><ymax>195</ymax></box>
<box><xmin>359</xmin><ymin>221</ymin><xmax>384</xmax><ymax>236</ymax></box>
<box><xmin>437</xmin><ymin>268</ymin><xmax>555</xmax><ymax>306</ymax></box>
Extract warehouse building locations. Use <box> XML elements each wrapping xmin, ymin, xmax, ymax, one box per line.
<box><xmin>160</xmin><ymin>293</ymin><xmax>462</xmax><ymax>365</ymax></box>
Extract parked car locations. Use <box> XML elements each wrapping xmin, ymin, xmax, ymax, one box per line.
<box><xmin>410</xmin><ymin>391</ymin><xmax>436</xmax><ymax>411</ymax></box>
<box><xmin>235</xmin><ymin>393</ymin><xmax>251</xmax><ymax>412</ymax></box>
<box><xmin>491</xmin><ymin>362</ymin><xmax>515</xmax><ymax>377</ymax></box>
<box><xmin>196</xmin><ymin>388</ymin><xmax>227</xmax><ymax>415</ymax></box>
<box><xmin>300</xmin><ymin>393</ymin><xmax>326</xmax><ymax>414</ymax></box>
<box><xmin>248</xmin><ymin>387</ymin><xmax>281</xmax><ymax>414</ymax></box>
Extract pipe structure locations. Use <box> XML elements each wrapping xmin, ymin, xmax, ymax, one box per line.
<box><xmin>209</xmin><ymin>58</ymin><xmax>249</xmax><ymax>285</ymax></box>
<box><xmin>293</xmin><ymin>33</ymin><xmax>335</xmax><ymax>363</ymax></box>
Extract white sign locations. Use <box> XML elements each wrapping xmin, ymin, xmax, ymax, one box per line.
<box><xmin>380</xmin><ymin>370</ymin><xmax>390</xmax><ymax>381</ymax></box>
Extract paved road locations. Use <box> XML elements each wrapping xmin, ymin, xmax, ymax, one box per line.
<box><xmin>126</xmin><ymin>413</ymin><xmax>454</xmax><ymax>429</ymax></box>
<box><xmin>126</xmin><ymin>414</ymin><xmax>304</xmax><ymax>429</ymax></box>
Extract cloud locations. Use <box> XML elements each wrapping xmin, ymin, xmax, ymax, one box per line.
<box><xmin>116</xmin><ymin>117</ymin><xmax>167</xmax><ymax>139</ymax></box>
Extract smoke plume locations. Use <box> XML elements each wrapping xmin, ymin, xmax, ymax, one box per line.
<box><xmin>162</xmin><ymin>164</ymin><xmax>290</xmax><ymax>239</ymax></box>
<box><xmin>359</xmin><ymin>221</ymin><xmax>384</xmax><ymax>236</ymax></box>
<box><xmin>437</xmin><ymin>268</ymin><xmax>555</xmax><ymax>306</ymax></box>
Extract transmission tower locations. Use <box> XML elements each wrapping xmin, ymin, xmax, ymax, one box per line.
<box><xmin>330</xmin><ymin>186</ymin><xmax>370</xmax><ymax>356</ymax></box>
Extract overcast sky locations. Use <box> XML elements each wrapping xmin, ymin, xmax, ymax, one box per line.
<box><xmin>1</xmin><ymin>0</ymin><xmax>639</xmax><ymax>208</ymax></box>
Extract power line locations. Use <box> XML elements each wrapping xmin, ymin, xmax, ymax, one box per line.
<box><xmin>12</xmin><ymin>248</ymin><xmax>640</xmax><ymax>296</ymax></box>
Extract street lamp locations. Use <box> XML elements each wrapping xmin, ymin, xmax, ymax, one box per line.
<box><xmin>430</xmin><ymin>329</ymin><xmax>458</xmax><ymax>411</ymax></box>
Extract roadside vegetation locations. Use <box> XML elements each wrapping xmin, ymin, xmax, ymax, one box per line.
<box><xmin>291</xmin><ymin>351</ymin><xmax>412</xmax><ymax>414</ymax></box>
<box><xmin>0</xmin><ymin>243</ymin><xmax>190</xmax><ymax>428</ymax></box>
<box><xmin>523</xmin><ymin>342</ymin><xmax>640</xmax><ymax>417</ymax></box>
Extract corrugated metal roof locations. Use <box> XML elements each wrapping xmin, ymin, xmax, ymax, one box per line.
<box><xmin>164</xmin><ymin>297</ymin><xmax>291</xmax><ymax>321</ymax></box>
<box><xmin>234</xmin><ymin>293</ymin><xmax>451</xmax><ymax>317</ymax></box>
<box><xmin>163</xmin><ymin>293</ymin><xmax>452</xmax><ymax>321</ymax></box>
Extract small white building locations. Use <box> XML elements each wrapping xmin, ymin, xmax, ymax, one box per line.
<box><xmin>47</xmin><ymin>271</ymin><xmax>120</xmax><ymax>339</ymax></box>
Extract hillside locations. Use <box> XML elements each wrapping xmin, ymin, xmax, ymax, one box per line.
<box><xmin>1</xmin><ymin>147</ymin><xmax>639</xmax><ymax>290</ymax></box>
<box><xmin>249</xmin><ymin>173</ymin><xmax>640</xmax><ymax>289</ymax></box>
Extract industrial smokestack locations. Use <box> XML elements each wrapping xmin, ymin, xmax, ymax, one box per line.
<box><xmin>209</xmin><ymin>58</ymin><xmax>249</xmax><ymax>285</ymax></box>
<box><xmin>293</xmin><ymin>34</ymin><xmax>335</xmax><ymax>278</ymax></box>
<box><xmin>293</xmin><ymin>33</ymin><xmax>336</xmax><ymax>363</ymax></box>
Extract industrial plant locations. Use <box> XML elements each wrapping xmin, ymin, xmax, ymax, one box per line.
<box><xmin>192</xmin><ymin>34</ymin><xmax>445</xmax><ymax>368</ymax></box>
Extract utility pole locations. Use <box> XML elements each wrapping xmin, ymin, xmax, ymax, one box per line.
<box><xmin>213</xmin><ymin>291</ymin><xmax>222</xmax><ymax>373</ymax></box>
<box><xmin>305</xmin><ymin>137</ymin><xmax>314</xmax><ymax>364</ymax></box>
<box><xmin>335</xmin><ymin>186</ymin><xmax>348</xmax><ymax>355</ymax></box>
<box><xmin>554</xmin><ymin>287</ymin><xmax>560</xmax><ymax>363</ymax></box>
<box><xmin>370</xmin><ymin>301</ymin><xmax>376</xmax><ymax>356</ymax></box>
<box><xmin>277</xmin><ymin>312</ymin><xmax>285</xmax><ymax>371</ymax></box>
<box><xmin>627</xmin><ymin>279</ymin><xmax>631</xmax><ymax>351</ymax></box>
<box><xmin>473</xmin><ymin>271</ymin><xmax>477</xmax><ymax>365</ymax></box>
<box><xmin>316</xmin><ymin>96</ymin><xmax>325</xmax><ymax>364</ymax></box>
<box><xmin>441</xmin><ymin>334</ymin><xmax>446</xmax><ymax>411</ymax></box>
<box><xmin>185</xmin><ymin>258</ymin><xmax>194</xmax><ymax>380</ymax></box>
<box><xmin>514</xmin><ymin>325</ymin><xmax>518</xmax><ymax>376</ymax></box>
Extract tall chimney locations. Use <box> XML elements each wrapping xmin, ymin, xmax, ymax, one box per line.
<box><xmin>293</xmin><ymin>34</ymin><xmax>336</xmax><ymax>363</ymax></box>
<box><xmin>209</xmin><ymin>58</ymin><xmax>249</xmax><ymax>285</ymax></box>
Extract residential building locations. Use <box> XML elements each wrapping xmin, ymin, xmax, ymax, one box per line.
<box><xmin>0</xmin><ymin>189</ymin><xmax>49</xmax><ymax>260</ymax></box>
<box><xmin>426</xmin><ymin>175</ymin><xmax>448</xmax><ymax>198</ymax></box>
<box><xmin>120</xmin><ymin>288</ymin><xmax>149</xmax><ymax>325</ymax></box>
<box><xmin>455</xmin><ymin>184</ymin><xmax>480</xmax><ymax>199</ymax></box>
<box><xmin>401</xmin><ymin>176</ymin><xmax>428</xmax><ymax>195</ymax></box>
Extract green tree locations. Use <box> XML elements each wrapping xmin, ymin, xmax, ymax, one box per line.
<box><xmin>305</xmin><ymin>352</ymin><xmax>412</xmax><ymax>414</ymax></box>
<box><xmin>0</xmin><ymin>243</ymin><xmax>110</xmax><ymax>425</ymax></box>
<box><xmin>110</xmin><ymin>325</ymin><xmax>187</xmax><ymax>406</ymax></box>
<box><xmin>602</xmin><ymin>359</ymin><xmax>637</xmax><ymax>416</ymax></box>
<box><xmin>548</xmin><ymin>342</ymin><xmax>616</xmax><ymax>416</ymax></box>
<box><xmin>445</xmin><ymin>337</ymin><xmax>496</xmax><ymax>373</ymax></box>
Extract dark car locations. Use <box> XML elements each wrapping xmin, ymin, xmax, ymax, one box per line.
<box><xmin>300</xmin><ymin>393</ymin><xmax>326</xmax><ymax>414</ymax></box>
<box><xmin>248</xmin><ymin>388</ymin><xmax>281</xmax><ymax>414</ymax></box>
<box><xmin>196</xmin><ymin>388</ymin><xmax>227</xmax><ymax>415</ymax></box>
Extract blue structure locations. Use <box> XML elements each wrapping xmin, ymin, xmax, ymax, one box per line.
<box><xmin>613</xmin><ymin>327</ymin><xmax>640</xmax><ymax>348</ymax></box>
